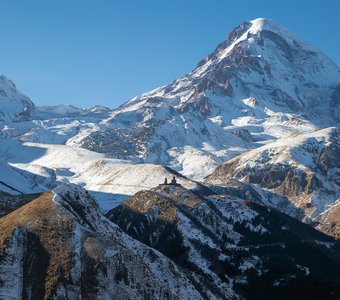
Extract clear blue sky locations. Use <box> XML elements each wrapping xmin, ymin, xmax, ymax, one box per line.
<box><xmin>0</xmin><ymin>0</ymin><xmax>339</xmax><ymax>108</ymax></box>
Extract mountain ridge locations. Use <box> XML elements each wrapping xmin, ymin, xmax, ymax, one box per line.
<box><xmin>1</xmin><ymin>17</ymin><xmax>340</xmax><ymax>299</ymax></box>
<box><xmin>0</xmin><ymin>184</ymin><xmax>207</xmax><ymax>299</ymax></box>
<box><xmin>0</xmin><ymin>74</ymin><xmax>35</xmax><ymax>123</ymax></box>
<box><xmin>76</xmin><ymin>17</ymin><xmax>340</xmax><ymax>179</ymax></box>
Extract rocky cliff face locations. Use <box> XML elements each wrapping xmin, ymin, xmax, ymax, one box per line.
<box><xmin>107</xmin><ymin>184</ymin><xmax>340</xmax><ymax>299</ymax></box>
<box><xmin>208</xmin><ymin>127</ymin><xmax>340</xmax><ymax>237</ymax></box>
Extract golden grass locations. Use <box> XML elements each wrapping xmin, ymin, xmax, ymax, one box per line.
<box><xmin>319</xmin><ymin>205</ymin><xmax>340</xmax><ymax>238</ymax></box>
<box><xmin>0</xmin><ymin>191</ymin><xmax>75</xmax><ymax>299</ymax></box>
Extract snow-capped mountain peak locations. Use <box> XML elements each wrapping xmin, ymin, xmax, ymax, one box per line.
<box><xmin>0</xmin><ymin>74</ymin><xmax>35</xmax><ymax>123</ymax></box>
<box><xmin>194</xmin><ymin>17</ymin><xmax>339</xmax><ymax>87</ymax></box>
<box><xmin>249</xmin><ymin>18</ymin><xmax>297</xmax><ymax>40</ymax></box>
<box><xmin>115</xmin><ymin>17</ymin><xmax>340</xmax><ymax>118</ymax></box>
<box><xmin>76</xmin><ymin>18</ymin><xmax>340</xmax><ymax>179</ymax></box>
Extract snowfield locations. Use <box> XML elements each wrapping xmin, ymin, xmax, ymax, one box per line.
<box><xmin>0</xmin><ymin>140</ymin><xmax>201</xmax><ymax>211</ymax></box>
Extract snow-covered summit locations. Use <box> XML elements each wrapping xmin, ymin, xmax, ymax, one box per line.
<box><xmin>117</xmin><ymin>16</ymin><xmax>340</xmax><ymax>121</ymax></box>
<box><xmin>77</xmin><ymin>18</ymin><xmax>340</xmax><ymax>179</ymax></box>
<box><xmin>0</xmin><ymin>74</ymin><xmax>35</xmax><ymax>123</ymax></box>
<box><xmin>200</xmin><ymin>17</ymin><xmax>340</xmax><ymax>86</ymax></box>
<box><xmin>247</xmin><ymin>18</ymin><xmax>300</xmax><ymax>43</ymax></box>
